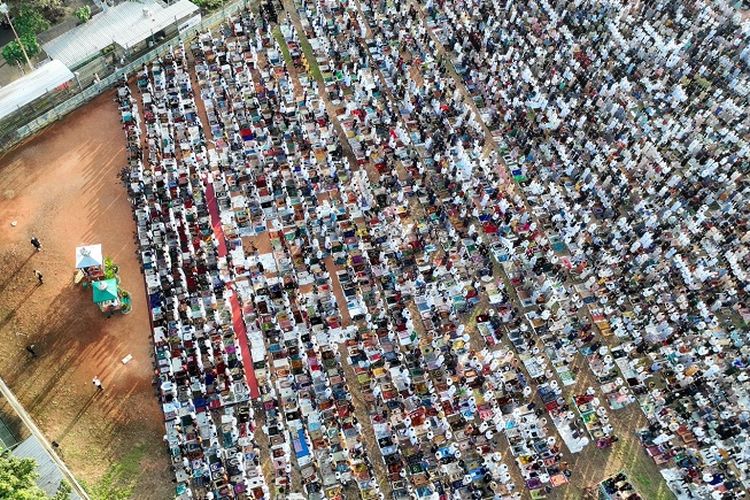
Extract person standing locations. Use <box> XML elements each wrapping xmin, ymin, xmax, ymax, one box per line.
<box><xmin>30</xmin><ymin>236</ymin><xmax>42</xmax><ymax>252</ymax></box>
<box><xmin>25</xmin><ymin>344</ymin><xmax>37</xmax><ymax>358</ymax></box>
<box><xmin>92</xmin><ymin>377</ymin><xmax>103</xmax><ymax>391</ymax></box>
<box><xmin>33</xmin><ymin>270</ymin><xmax>43</xmax><ymax>285</ymax></box>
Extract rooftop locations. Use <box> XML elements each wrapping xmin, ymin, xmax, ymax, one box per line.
<box><xmin>12</xmin><ymin>435</ymin><xmax>82</xmax><ymax>499</ymax></box>
<box><xmin>0</xmin><ymin>60</ymin><xmax>74</xmax><ymax>121</ymax></box>
<box><xmin>43</xmin><ymin>0</ymin><xmax>200</xmax><ymax>69</ymax></box>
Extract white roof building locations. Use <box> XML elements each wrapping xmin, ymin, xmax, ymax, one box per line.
<box><xmin>12</xmin><ymin>436</ymin><xmax>82</xmax><ymax>500</ymax></box>
<box><xmin>43</xmin><ymin>0</ymin><xmax>200</xmax><ymax>69</ymax></box>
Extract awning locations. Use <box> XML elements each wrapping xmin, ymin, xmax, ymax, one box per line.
<box><xmin>75</xmin><ymin>244</ymin><xmax>103</xmax><ymax>269</ymax></box>
<box><xmin>92</xmin><ymin>279</ymin><xmax>118</xmax><ymax>303</ymax></box>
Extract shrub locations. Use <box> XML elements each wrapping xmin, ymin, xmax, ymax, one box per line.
<box><xmin>74</xmin><ymin>5</ymin><xmax>91</xmax><ymax>23</ymax></box>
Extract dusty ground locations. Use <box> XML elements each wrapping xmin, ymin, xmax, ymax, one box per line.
<box><xmin>0</xmin><ymin>91</ymin><xmax>171</xmax><ymax>499</ymax></box>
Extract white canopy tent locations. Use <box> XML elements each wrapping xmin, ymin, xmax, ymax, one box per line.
<box><xmin>75</xmin><ymin>244</ymin><xmax>103</xmax><ymax>269</ymax></box>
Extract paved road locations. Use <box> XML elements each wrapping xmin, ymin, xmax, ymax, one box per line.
<box><xmin>0</xmin><ymin>376</ymin><xmax>90</xmax><ymax>500</ymax></box>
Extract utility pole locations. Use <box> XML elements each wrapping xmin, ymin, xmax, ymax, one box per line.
<box><xmin>0</xmin><ymin>2</ymin><xmax>34</xmax><ymax>71</ymax></box>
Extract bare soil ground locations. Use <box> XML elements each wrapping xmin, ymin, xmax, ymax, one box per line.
<box><xmin>0</xmin><ymin>91</ymin><xmax>171</xmax><ymax>499</ymax></box>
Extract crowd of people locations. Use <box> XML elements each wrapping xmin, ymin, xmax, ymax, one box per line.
<box><xmin>116</xmin><ymin>0</ymin><xmax>750</xmax><ymax>499</ymax></box>
<box><xmin>118</xmin><ymin>45</ymin><xmax>268</xmax><ymax>499</ymax></box>
<box><xmin>420</xmin><ymin>0</ymin><xmax>750</xmax><ymax>498</ymax></box>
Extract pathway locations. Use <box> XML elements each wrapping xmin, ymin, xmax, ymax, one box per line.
<box><xmin>205</xmin><ymin>177</ymin><xmax>260</xmax><ymax>399</ymax></box>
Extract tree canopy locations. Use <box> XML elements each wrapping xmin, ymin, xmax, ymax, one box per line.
<box><xmin>0</xmin><ymin>451</ymin><xmax>70</xmax><ymax>500</ymax></box>
<box><xmin>1</xmin><ymin>32</ymin><xmax>40</xmax><ymax>66</ymax></box>
<box><xmin>0</xmin><ymin>451</ymin><xmax>47</xmax><ymax>500</ymax></box>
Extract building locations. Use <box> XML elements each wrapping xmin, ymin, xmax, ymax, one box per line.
<box><xmin>0</xmin><ymin>0</ymin><xmax>200</xmax><ymax>148</ymax></box>
<box><xmin>43</xmin><ymin>0</ymin><xmax>201</xmax><ymax>72</ymax></box>
<box><xmin>0</xmin><ymin>60</ymin><xmax>74</xmax><ymax>122</ymax></box>
<box><xmin>0</xmin><ymin>408</ymin><xmax>81</xmax><ymax>499</ymax></box>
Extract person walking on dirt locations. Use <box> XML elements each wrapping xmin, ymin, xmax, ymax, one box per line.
<box><xmin>25</xmin><ymin>344</ymin><xmax>37</xmax><ymax>358</ymax></box>
<box><xmin>33</xmin><ymin>270</ymin><xmax>43</xmax><ymax>285</ymax></box>
<box><xmin>92</xmin><ymin>377</ymin><xmax>104</xmax><ymax>391</ymax></box>
<box><xmin>30</xmin><ymin>236</ymin><xmax>42</xmax><ymax>252</ymax></box>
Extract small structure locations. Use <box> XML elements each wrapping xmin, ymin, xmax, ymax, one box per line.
<box><xmin>92</xmin><ymin>278</ymin><xmax>120</xmax><ymax>314</ymax></box>
<box><xmin>75</xmin><ymin>244</ymin><xmax>131</xmax><ymax>315</ymax></box>
<box><xmin>74</xmin><ymin>244</ymin><xmax>104</xmax><ymax>284</ymax></box>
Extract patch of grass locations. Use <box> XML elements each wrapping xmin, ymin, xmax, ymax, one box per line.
<box><xmin>297</xmin><ymin>32</ymin><xmax>323</xmax><ymax>83</ymax></box>
<box><xmin>272</xmin><ymin>27</ymin><xmax>293</xmax><ymax>68</ymax></box>
<box><xmin>83</xmin><ymin>442</ymin><xmax>150</xmax><ymax>500</ymax></box>
<box><xmin>626</xmin><ymin>451</ymin><xmax>673</xmax><ymax>500</ymax></box>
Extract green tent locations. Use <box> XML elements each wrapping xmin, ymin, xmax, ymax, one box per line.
<box><xmin>92</xmin><ymin>279</ymin><xmax>118</xmax><ymax>304</ymax></box>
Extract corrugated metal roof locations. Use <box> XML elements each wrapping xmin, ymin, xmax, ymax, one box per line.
<box><xmin>43</xmin><ymin>0</ymin><xmax>200</xmax><ymax>69</ymax></box>
<box><xmin>119</xmin><ymin>0</ymin><xmax>201</xmax><ymax>50</ymax></box>
<box><xmin>0</xmin><ymin>60</ymin><xmax>74</xmax><ymax>121</ymax></box>
<box><xmin>12</xmin><ymin>435</ymin><xmax>82</xmax><ymax>499</ymax></box>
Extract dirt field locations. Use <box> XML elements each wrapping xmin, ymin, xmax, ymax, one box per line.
<box><xmin>0</xmin><ymin>91</ymin><xmax>171</xmax><ymax>499</ymax></box>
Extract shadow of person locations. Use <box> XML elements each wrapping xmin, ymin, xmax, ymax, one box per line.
<box><xmin>0</xmin><ymin>252</ymin><xmax>36</xmax><ymax>294</ymax></box>
<box><xmin>55</xmin><ymin>391</ymin><xmax>100</xmax><ymax>443</ymax></box>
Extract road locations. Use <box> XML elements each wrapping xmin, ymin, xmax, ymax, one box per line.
<box><xmin>0</xmin><ymin>376</ymin><xmax>90</xmax><ymax>500</ymax></box>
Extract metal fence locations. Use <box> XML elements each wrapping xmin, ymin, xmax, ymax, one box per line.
<box><xmin>0</xmin><ymin>413</ymin><xmax>19</xmax><ymax>451</ymax></box>
<box><xmin>0</xmin><ymin>1</ymin><xmax>246</xmax><ymax>152</ymax></box>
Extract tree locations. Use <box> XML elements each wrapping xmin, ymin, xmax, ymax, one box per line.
<box><xmin>52</xmin><ymin>479</ymin><xmax>71</xmax><ymax>500</ymax></box>
<box><xmin>0</xmin><ymin>451</ymin><xmax>47</xmax><ymax>500</ymax></box>
<box><xmin>26</xmin><ymin>0</ymin><xmax>64</xmax><ymax>22</ymax></box>
<box><xmin>0</xmin><ymin>3</ymin><xmax>48</xmax><ymax>67</ymax></box>
<box><xmin>1</xmin><ymin>32</ymin><xmax>40</xmax><ymax>66</ymax></box>
<box><xmin>0</xmin><ymin>451</ymin><xmax>69</xmax><ymax>500</ymax></box>
<box><xmin>14</xmin><ymin>6</ymin><xmax>50</xmax><ymax>35</ymax></box>
<box><xmin>192</xmin><ymin>0</ymin><xmax>224</xmax><ymax>11</ymax></box>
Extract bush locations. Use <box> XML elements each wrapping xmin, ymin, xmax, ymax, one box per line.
<box><xmin>192</xmin><ymin>0</ymin><xmax>224</xmax><ymax>11</ymax></box>
<box><xmin>74</xmin><ymin>5</ymin><xmax>91</xmax><ymax>23</ymax></box>
<box><xmin>1</xmin><ymin>32</ymin><xmax>40</xmax><ymax>66</ymax></box>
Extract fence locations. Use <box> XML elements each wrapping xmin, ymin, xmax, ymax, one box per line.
<box><xmin>0</xmin><ymin>1</ymin><xmax>246</xmax><ymax>152</ymax></box>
